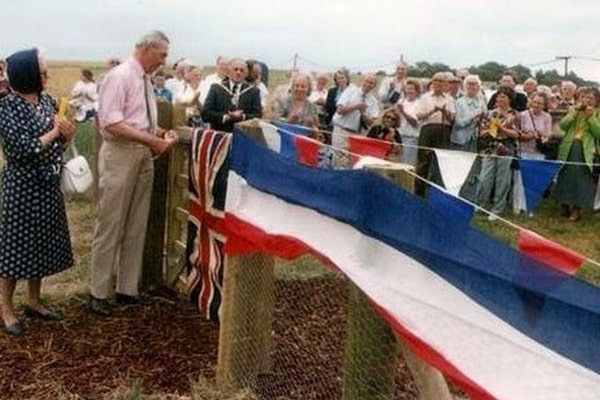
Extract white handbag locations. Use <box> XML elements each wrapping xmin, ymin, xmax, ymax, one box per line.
<box><xmin>61</xmin><ymin>141</ymin><xmax>93</xmax><ymax>194</ymax></box>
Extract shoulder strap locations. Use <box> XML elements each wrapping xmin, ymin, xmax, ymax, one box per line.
<box><xmin>69</xmin><ymin>140</ymin><xmax>79</xmax><ymax>158</ymax></box>
<box><xmin>528</xmin><ymin>110</ymin><xmax>538</xmax><ymax>132</ymax></box>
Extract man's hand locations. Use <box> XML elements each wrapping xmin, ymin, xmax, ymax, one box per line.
<box><xmin>150</xmin><ymin>133</ymin><xmax>178</xmax><ymax>156</ymax></box>
<box><xmin>228</xmin><ymin>110</ymin><xmax>244</xmax><ymax>121</ymax></box>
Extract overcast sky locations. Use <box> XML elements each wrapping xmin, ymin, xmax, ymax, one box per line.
<box><xmin>4</xmin><ymin>0</ymin><xmax>600</xmax><ymax>81</ymax></box>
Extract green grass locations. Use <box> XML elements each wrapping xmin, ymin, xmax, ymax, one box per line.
<box><xmin>68</xmin><ymin>121</ymin><xmax>97</xmax><ymax>158</ymax></box>
<box><xmin>275</xmin><ymin>254</ymin><xmax>336</xmax><ymax>280</ymax></box>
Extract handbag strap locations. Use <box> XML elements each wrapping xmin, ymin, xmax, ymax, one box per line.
<box><xmin>528</xmin><ymin>110</ymin><xmax>538</xmax><ymax>132</ymax></box>
<box><xmin>68</xmin><ymin>139</ymin><xmax>79</xmax><ymax>158</ymax></box>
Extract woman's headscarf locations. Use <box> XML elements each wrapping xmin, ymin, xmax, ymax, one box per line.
<box><xmin>6</xmin><ymin>48</ymin><xmax>42</xmax><ymax>94</ymax></box>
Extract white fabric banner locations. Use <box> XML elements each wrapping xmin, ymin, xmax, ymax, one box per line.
<box><xmin>433</xmin><ymin>149</ymin><xmax>477</xmax><ymax>196</ymax></box>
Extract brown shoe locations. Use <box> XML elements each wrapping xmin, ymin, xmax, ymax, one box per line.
<box><xmin>569</xmin><ymin>207</ymin><xmax>581</xmax><ymax>222</ymax></box>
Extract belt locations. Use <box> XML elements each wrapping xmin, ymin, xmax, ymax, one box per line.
<box><xmin>422</xmin><ymin>122</ymin><xmax>452</xmax><ymax>128</ymax></box>
<box><xmin>104</xmin><ymin>139</ymin><xmax>149</xmax><ymax>149</ymax></box>
<box><xmin>335</xmin><ymin>124</ymin><xmax>359</xmax><ymax>133</ymax></box>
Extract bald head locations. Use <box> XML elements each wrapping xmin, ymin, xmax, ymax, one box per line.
<box><xmin>228</xmin><ymin>58</ymin><xmax>247</xmax><ymax>83</ymax></box>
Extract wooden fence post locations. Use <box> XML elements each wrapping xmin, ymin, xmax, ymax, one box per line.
<box><xmin>216</xmin><ymin>121</ymin><xmax>275</xmax><ymax>389</ymax></box>
<box><xmin>163</xmin><ymin>124</ymin><xmax>193</xmax><ymax>289</ymax></box>
<box><xmin>141</xmin><ymin>100</ymin><xmax>173</xmax><ymax>290</ymax></box>
<box><xmin>342</xmin><ymin>164</ymin><xmax>453</xmax><ymax>400</ymax></box>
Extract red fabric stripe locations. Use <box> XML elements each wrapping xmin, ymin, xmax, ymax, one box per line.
<box><xmin>189</xmin><ymin>199</ymin><xmax>227</xmax><ymax>234</ymax></box>
<box><xmin>198</xmin><ymin>226</ymin><xmax>212</xmax><ymax>316</ymax></box>
<box><xmin>295</xmin><ymin>136</ymin><xmax>321</xmax><ymax>166</ymax></box>
<box><xmin>370</xmin><ymin>302</ymin><xmax>496</xmax><ymax>400</ymax></box>
<box><xmin>224</xmin><ymin>214</ymin><xmax>342</xmax><ymax>273</ymax></box>
<box><xmin>518</xmin><ymin>229</ymin><xmax>586</xmax><ymax>275</ymax></box>
<box><xmin>223</xmin><ymin>213</ymin><xmax>496</xmax><ymax>400</ymax></box>
<box><xmin>347</xmin><ymin>134</ymin><xmax>393</xmax><ymax>158</ymax></box>
<box><xmin>196</xmin><ymin>131</ymin><xmax>213</xmax><ymax>210</ymax></box>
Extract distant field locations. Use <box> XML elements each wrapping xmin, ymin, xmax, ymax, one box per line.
<box><xmin>46</xmin><ymin>60</ymin><xmax>106</xmax><ymax>98</ymax></box>
<box><xmin>46</xmin><ymin>60</ymin><xmax>292</xmax><ymax>99</ymax></box>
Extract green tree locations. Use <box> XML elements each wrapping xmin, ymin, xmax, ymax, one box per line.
<box><xmin>507</xmin><ymin>64</ymin><xmax>532</xmax><ymax>83</ymax></box>
<box><xmin>473</xmin><ymin>61</ymin><xmax>507</xmax><ymax>82</ymax></box>
<box><xmin>408</xmin><ymin>61</ymin><xmax>452</xmax><ymax>78</ymax></box>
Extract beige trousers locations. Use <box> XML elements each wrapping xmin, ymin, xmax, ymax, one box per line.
<box><xmin>90</xmin><ymin>140</ymin><xmax>153</xmax><ymax>299</ymax></box>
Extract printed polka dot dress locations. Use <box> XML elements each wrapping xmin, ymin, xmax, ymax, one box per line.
<box><xmin>0</xmin><ymin>93</ymin><xmax>73</xmax><ymax>279</ymax></box>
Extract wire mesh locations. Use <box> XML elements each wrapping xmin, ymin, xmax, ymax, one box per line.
<box><xmin>218</xmin><ymin>254</ymin><xmax>425</xmax><ymax>400</ymax></box>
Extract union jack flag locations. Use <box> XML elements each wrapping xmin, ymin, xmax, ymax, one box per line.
<box><xmin>185</xmin><ymin>129</ymin><xmax>231</xmax><ymax>322</ymax></box>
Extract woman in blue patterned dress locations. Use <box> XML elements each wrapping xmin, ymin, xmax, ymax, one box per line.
<box><xmin>0</xmin><ymin>48</ymin><xmax>75</xmax><ymax>335</ymax></box>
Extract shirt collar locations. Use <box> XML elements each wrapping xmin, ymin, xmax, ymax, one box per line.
<box><xmin>128</xmin><ymin>56</ymin><xmax>147</xmax><ymax>78</ymax></box>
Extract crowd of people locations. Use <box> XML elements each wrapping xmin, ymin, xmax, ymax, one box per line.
<box><xmin>0</xmin><ymin>29</ymin><xmax>599</xmax><ymax>336</ymax></box>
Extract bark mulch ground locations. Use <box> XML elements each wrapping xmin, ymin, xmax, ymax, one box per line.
<box><xmin>0</xmin><ymin>287</ymin><xmax>218</xmax><ymax>399</ymax></box>
<box><xmin>0</xmin><ymin>279</ymin><xmax>435</xmax><ymax>399</ymax></box>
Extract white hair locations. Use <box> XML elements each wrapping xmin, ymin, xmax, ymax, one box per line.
<box><xmin>135</xmin><ymin>30</ymin><xmax>169</xmax><ymax>49</ymax></box>
<box><xmin>463</xmin><ymin>74</ymin><xmax>481</xmax><ymax>88</ymax></box>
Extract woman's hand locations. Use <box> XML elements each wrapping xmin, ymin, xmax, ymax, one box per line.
<box><xmin>520</xmin><ymin>130</ymin><xmax>535</xmax><ymax>141</ymax></box>
<box><xmin>55</xmin><ymin>116</ymin><xmax>76</xmax><ymax>141</ymax></box>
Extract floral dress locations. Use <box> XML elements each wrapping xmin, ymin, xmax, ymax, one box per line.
<box><xmin>475</xmin><ymin>108</ymin><xmax>519</xmax><ymax>214</ymax></box>
<box><xmin>0</xmin><ymin>93</ymin><xmax>73</xmax><ymax>279</ymax></box>
<box><xmin>477</xmin><ymin>109</ymin><xmax>519</xmax><ymax>156</ymax></box>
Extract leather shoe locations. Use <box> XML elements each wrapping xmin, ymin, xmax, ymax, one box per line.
<box><xmin>89</xmin><ymin>296</ymin><xmax>112</xmax><ymax>316</ymax></box>
<box><xmin>115</xmin><ymin>293</ymin><xmax>148</xmax><ymax>306</ymax></box>
<box><xmin>4</xmin><ymin>321</ymin><xmax>25</xmax><ymax>336</ymax></box>
<box><xmin>23</xmin><ymin>306</ymin><xmax>64</xmax><ymax>321</ymax></box>
<box><xmin>569</xmin><ymin>207</ymin><xmax>582</xmax><ymax>222</ymax></box>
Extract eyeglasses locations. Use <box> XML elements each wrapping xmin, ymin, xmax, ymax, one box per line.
<box><xmin>384</xmin><ymin>115</ymin><xmax>398</xmax><ymax>122</ymax></box>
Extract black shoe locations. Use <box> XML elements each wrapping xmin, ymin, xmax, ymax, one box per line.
<box><xmin>4</xmin><ymin>321</ymin><xmax>25</xmax><ymax>336</ymax></box>
<box><xmin>115</xmin><ymin>293</ymin><xmax>148</xmax><ymax>306</ymax></box>
<box><xmin>23</xmin><ymin>306</ymin><xmax>64</xmax><ymax>321</ymax></box>
<box><xmin>89</xmin><ymin>295</ymin><xmax>112</xmax><ymax>316</ymax></box>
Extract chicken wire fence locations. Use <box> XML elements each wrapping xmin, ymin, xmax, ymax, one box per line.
<box><xmin>216</xmin><ymin>253</ymin><xmax>428</xmax><ymax>400</ymax></box>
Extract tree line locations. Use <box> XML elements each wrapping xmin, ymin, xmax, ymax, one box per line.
<box><xmin>377</xmin><ymin>61</ymin><xmax>597</xmax><ymax>87</ymax></box>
